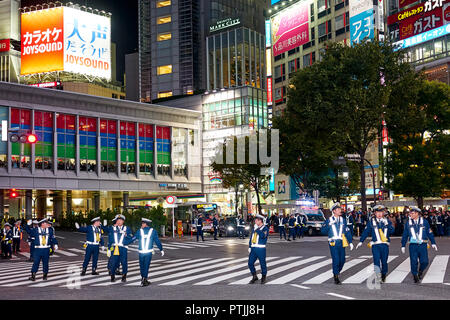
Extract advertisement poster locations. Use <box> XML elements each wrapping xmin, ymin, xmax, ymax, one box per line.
<box><xmin>349</xmin><ymin>0</ymin><xmax>375</xmax><ymax>45</ymax></box>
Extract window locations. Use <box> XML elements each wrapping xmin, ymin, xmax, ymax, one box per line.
<box><xmin>156</xmin><ymin>126</ymin><xmax>171</xmax><ymax>176</ymax></box>
<box><xmin>100</xmin><ymin>119</ymin><xmax>117</xmax><ymax>173</ymax></box>
<box><xmin>157</xmin><ymin>32</ymin><xmax>172</xmax><ymax>41</ymax></box>
<box><xmin>79</xmin><ymin>117</ymin><xmax>97</xmax><ymax>173</ymax></box>
<box><xmin>56</xmin><ymin>114</ymin><xmax>76</xmax><ymax>172</ymax></box>
<box><xmin>318</xmin><ymin>22</ymin><xmax>327</xmax><ymax>37</ymax></box>
<box><xmin>303</xmin><ymin>53</ymin><xmax>311</xmax><ymax>67</ymax></box>
<box><xmin>157</xmin><ymin>16</ymin><xmax>171</xmax><ymax>24</ymax></box>
<box><xmin>288</xmin><ymin>60</ymin><xmax>296</xmax><ymax>74</ymax></box>
<box><xmin>157</xmin><ymin>64</ymin><xmax>172</xmax><ymax>75</ymax></box>
<box><xmin>11</xmin><ymin>108</ymin><xmax>31</xmax><ymax>169</ymax></box>
<box><xmin>156</xmin><ymin>0</ymin><xmax>171</xmax><ymax>7</ymax></box>
<box><xmin>157</xmin><ymin>91</ymin><xmax>173</xmax><ymax>98</ymax></box>
<box><xmin>172</xmin><ymin>128</ymin><xmax>187</xmax><ymax>177</ymax></box>
<box><xmin>0</xmin><ymin>106</ymin><xmax>7</xmax><ymax>168</ymax></box>
<box><xmin>120</xmin><ymin>121</ymin><xmax>136</xmax><ymax>174</ymax></box>
<box><xmin>34</xmin><ymin>111</ymin><xmax>53</xmax><ymax>171</ymax></box>
<box><xmin>335</xmin><ymin>15</ymin><xmax>344</xmax><ymax>30</ymax></box>
<box><xmin>139</xmin><ymin>124</ymin><xmax>154</xmax><ymax>175</ymax></box>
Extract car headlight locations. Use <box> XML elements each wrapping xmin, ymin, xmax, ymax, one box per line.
<box><xmin>245</xmin><ymin>226</ymin><xmax>250</xmax><ymax>230</ymax></box>
<box><xmin>227</xmin><ymin>226</ymin><xmax>234</xmax><ymax>231</ymax></box>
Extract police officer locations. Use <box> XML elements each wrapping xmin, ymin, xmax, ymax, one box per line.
<box><xmin>345</xmin><ymin>211</ymin><xmax>355</xmax><ymax>237</ymax></box>
<box><xmin>24</xmin><ymin>218</ymin><xmax>58</xmax><ymax>281</ymax></box>
<box><xmin>401</xmin><ymin>206</ymin><xmax>438</xmax><ymax>283</ymax></box>
<box><xmin>12</xmin><ymin>220</ymin><xmax>22</xmax><ymax>254</ymax></box>
<box><xmin>212</xmin><ymin>214</ymin><xmax>219</xmax><ymax>240</ymax></box>
<box><xmin>278</xmin><ymin>214</ymin><xmax>287</xmax><ymax>240</ymax></box>
<box><xmin>248</xmin><ymin>214</ymin><xmax>269</xmax><ymax>284</ymax></box>
<box><xmin>193</xmin><ymin>213</ymin><xmax>204</xmax><ymax>242</ymax></box>
<box><xmin>436</xmin><ymin>212</ymin><xmax>444</xmax><ymax>237</ymax></box>
<box><xmin>75</xmin><ymin>217</ymin><xmax>105</xmax><ymax>276</ymax></box>
<box><xmin>294</xmin><ymin>213</ymin><xmax>301</xmax><ymax>239</ymax></box>
<box><xmin>106</xmin><ymin>214</ymin><xmax>133</xmax><ymax>282</ymax></box>
<box><xmin>324</xmin><ymin>203</ymin><xmax>354</xmax><ymax>284</ymax></box>
<box><xmin>130</xmin><ymin>218</ymin><xmax>164</xmax><ymax>287</ymax></box>
<box><xmin>356</xmin><ymin>205</ymin><xmax>394</xmax><ymax>283</ymax></box>
<box><xmin>27</xmin><ymin>220</ymin><xmax>39</xmax><ymax>262</ymax></box>
<box><xmin>1</xmin><ymin>223</ymin><xmax>13</xmax><ymax>259</ymax></box>
<box><xmin>287</xmin><ymin>214</ymin><xmax>296</xmax><ymax>241</ymax></box>
<box><xmin>236</xmin><ymin>215</ymin><xmax>245</xmax><ymax>239</ymax></box>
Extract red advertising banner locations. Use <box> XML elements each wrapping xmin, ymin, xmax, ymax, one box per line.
<box><xmin>271</xmin><ymin>0</ymin><xmax>310</xmax><ymax>56</ymax></box>
<box><xmin>267</xmin><ymin>77</ymin><xmax>273</xmax><ymax>105</ymax></box>
<box><xmin>0</xmin><ymin>39</ymin><xmax>10</xmax><ymax>52</ymax></box>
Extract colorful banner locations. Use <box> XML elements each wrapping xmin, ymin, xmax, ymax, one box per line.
<box><xmin>120</xmin><ymin>121</ymin><xmax>136</xmax><ymax>163</ymax></box>
<box><xmin>139</xmin><ymin>123</ymin><xmax>154</xmax><ymax>167</ymax></box>
<box><xmin>11</xmin><ymin>108</ymin><xmax>31</xmax><ymax>157</ymax></box>
<box><xmin>79</xmin><ymin>117</ymin><xmax>97</xmax><ymax>161</ymax></box>
<box><xmin>57</xmin><ymin>114</ymin><xmax>75</xmax><ymax>161</ymax></box>
<box><xmin>35</xmin><ymin>111</ymin><xmax>54</xmax><ymax>158</ymax></box>
<box><xmin>156</xmin><ymin>126</ymin><xmax>171</xmax><ymax>165</ymax></box>
<box><xmin>350</xmin><ymin>0</ymin><xmax>375</xmax><ymax>44</ymax></box>
<box><xmin>271</xmin><ymin>0</ymin><xmax>310</xmax><ymax>56</ymax></box>
<box><xmin>100</xmin><ymin>119</ymin><xmax>117</xmax><ymax>162</ymax></box>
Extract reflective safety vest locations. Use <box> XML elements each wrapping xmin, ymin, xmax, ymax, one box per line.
<box><xmin>86</xmin><ymin>226</ymin><xmax>101</xmax><ymax>245</ymax></box>
<box><xmin>250</xmin><ymin>227</ymin><xmax>265</xmax><ymax>248</ymax></box>
<box><xmin>138</xmin><ymin>228</ymin><xmax>154</xmax><ymax>254</ymax></box>
<box><xmin>113</xmin><ymin>226</ymin><xmax>127</xmax><ymax>247</ymax></box>
<box><xmin>13</xmin><ymin>226</ymin><xmax>22</xmax><ymax>239</ymax></box>
<box><xmin>37</xmin><ymin>227</ymin><xmax>50</xmax><ymax>248</ymax></box>
<box><xmin>278</xmin><ymin>218</ymin><xmax>284</xmax><ymax>227</ymax></box>
<box><xmin>328</xmin><ymin>216</ymin><xmax>344</xmax><ymax>241</ymax></box>
<box><xmin>409</xmin><ymin>218</ymin><xmax>425</xmax><ymax>244</ymax></box>
<box><xmin>370</xmin><ymin>218</ymin><xmax>389</xmax><ymax>246</ymax></box>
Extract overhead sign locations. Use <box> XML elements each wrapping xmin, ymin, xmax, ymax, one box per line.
<box><xmin>0</xmin><ymin>39</ymin><xmax>10</xmax><ymax>53</ymax></box>
<box><xmin>20</xmin><ymin>7</ymin><xmax>111</xmax><ymax>80</ymax></box>
<box><xmin>394</xmin><ymin>23</ymin><xmax>450</xmax><ymax>48</ymax></box>
<box><xmin>349</xmin><ymin>0</ymin><xmax>375</xmax><ymax>45</ymax></box>
<box><xmin>209</xmin><ymin>18</ymin><xmax>240</xmax><ymax>33</ymax></box>
<box><xmin>29</xmin><ymin>81</ymin><xmax>61</xmax><ymax>88</ymax></box>
<box><xmin>271</xmin><ymin>0</ymin><xmax>310</xmax><ymax>56</ymax></box>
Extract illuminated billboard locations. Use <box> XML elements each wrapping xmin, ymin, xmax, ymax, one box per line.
<box><xmin>349</xmin><ymin>0</ymin><xmax>375</xmax><ymax>45</ymax></box>
<box><xmin>271</xmin><ymin>0</ymin><xmax>310</xmax><ymax>56</ymax></box>
<box><xmin>21</xmin><ymin>7</ymin><xmax>111</xmax><ymax>80</ymax></box>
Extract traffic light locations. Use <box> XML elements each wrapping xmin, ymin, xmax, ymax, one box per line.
<box><xmin>26</xmin><ymin>133</ymin><xmax>37</xmax><ymax>144</ymax></box>
<box><xmin>9</xmin><ymin>189</ymin><xmax>18</xmax><ymax>199</ymax></box>
<box><xmin>378</xmin><ymin>190</ymin><xmax>384</xmax><ymax>200</ymax></box>
<box><xmin>10</xmin><ymin>132</ymin><xmax>38</xmax><ymax>144</ymax></box>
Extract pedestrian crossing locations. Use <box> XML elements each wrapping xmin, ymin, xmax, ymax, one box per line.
<box><xmin>0</xmin><ymin>254</ymin><xmax>448</xmax><ymax>288</ymax></box>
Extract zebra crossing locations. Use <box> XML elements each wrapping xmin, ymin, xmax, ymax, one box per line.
<box><xmin>0</xmin><ymin>254</ymin><xmax>448</xmax><ymax>288</ymax></box>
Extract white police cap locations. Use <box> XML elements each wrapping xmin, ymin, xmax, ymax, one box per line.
<box><xmin>410</xmin><ymin>206</ymin><xmax>422</xmax><ymax>213</ymax></box>
<box><xmin>141</xmin><ymin>218</ymin><xmax>152</xmax><ymax>224</ymax></box>
<box><xmin>91</xmin><ymin>217</ymin><xmax>101</xmax><ymax>223</ymax></box>
<box><xmin>255</xmin><ymin>214</ymin><xmax>266</xmax><ymax>221</ymax></box>
<box><xmin>3</xmin><ymin>223</ymin><xmax>12</xmax><ymax>228</ymax></box>
<box><xmin>331</xmin><ymin>203</ymin><xmax>341</xmax><ymax>211</ymax></box>
<box><xmin>373</xmin><ymin>205</ymin><xmax>386</xmax><ymax>212</ymax></box>
<box><xmin>38</xmin><ymin>218</ymin><xmax>49</xmax><ymax>225</ymax></box>
<box><xmin>114</xmin><ymin>214</ymin><xmax>126</xmax><ymax>221</ymax></box>
<box><xmin>32</xmin><ymin>220</ymin><xmax>39</xmax><ymax>225</ymax></box>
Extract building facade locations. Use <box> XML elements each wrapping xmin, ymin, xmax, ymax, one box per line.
<box><xmin>0</xmin><ymin>82</ymin><xmax>202</xmax><ymax>219</ymax></box>
<box><xmin>0</xmin><ymin>0</ymin><xmax>21</xmax><ymax>83</ymax></box>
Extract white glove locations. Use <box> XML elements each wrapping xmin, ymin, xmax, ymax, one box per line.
<box><xmin>401</xmin><ymin>247</ymin><xmax>406</xmax><ymax>254</ymax></box>
<box><xmin>27</xmin><ymin>219</ymin><xmax>32</xmax><ymax>226</ymax></box>
<box><xmin>248</xmin><ymin>248</ymin><xmax>251</xmax><ymax>253</ymax></box>
<box><xmin>106</xmin><ymin>249</ymin><xmax>111</xmax><ymax>257</ymax></box>
<box><xmin>382</xmin><ymin>218</ymin><xmax>388</xmax><ymax>224</ymax></box>
<box><xmin>356</xmin><ymin>242</ymin><xmax>363</xmax><ymax>250</ymax></box>
<box><xmin>101</xmin><ymin>246</ymin><xmax>105</xmax><ymax>252</ymax></box>
<box><xmin>432</xmin><ymin>244</ymin><xmax>438</xmax><ymax>251</ymax></box>
<box><xmin>103</xmin><ymin>219</ymin><xmax>107</xmax><ymax>226</ymax></box>
<box><xmin>54</xmin><ymin>245</ymin><xmax>58</xmax><ymax>251</ymax></box>
<box><xmin>161</xmin><ymin>250</ymin><xmax>165</xmax><ymax>257</ymax></box>
<box><xmin>349</xmin><ymin>243</ymin><xmax>354</xmax><ymax>251</ymax></box>
<box><xmin>75</xmin><ymin>222</ymin><xmax>80</xmax><ymax>229</ymax></box>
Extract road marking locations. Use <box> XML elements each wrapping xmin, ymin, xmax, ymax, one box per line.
<box><xmin>385</xmin><ymin>258</ymin><xmax>410</xmax><ymax>283</ymax></box>
<box><xmin>422</xmin><ymin>255</ymin><xmax>449</xmax><ymax>284</ymax></box>
<box><xmin>326</xmin><ymin>293</ymin><xmax>355</xmax><ymax>300</ymax></box>
<box><xmin>303</xmin><ymin>258</ymin><xmax>367</xmax><ymax>284</ymax></box>
<box><xmin>342</xmin><ymin>256</ymin><xmax>398</xmax><ymax>284</ymax></box>
<box><xmin>229</xmin><ymin>257</ymin><xmax>305</xmax><ymax>285</ymax></box>
<box><xmin>291</xmin><ymin>284</ymin><xmax>311</xmax><ymax>290</ymax></box>
<box><xmin>67</xmin><ymin>248</ymin><xmax>85</xmax><ymax>254</ymax></box>
<box><xmin>18</xmin><ymin>252</ymin><xmax>30</xmax><ymax>258</ymax></box>
<box><xmin>55</xmin><ymin>236</ymin><xmax>65</xmax><ymax>239</ymax></box>
<box><xmin>55</xmin><ymin>250</ymin><xmax>77</xmax><ymax>257</ymax></box>
<box><xmin>267</xmin><ymin>257</ymin><xmax>330</xmax><ymax>284</ymax></box>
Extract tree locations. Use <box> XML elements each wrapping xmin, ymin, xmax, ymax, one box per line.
<box><xmin>279</xmin><ymin>40</ymin><xmax>421</xmax><ymax>210</ymax></box>
<box><xmin>384</xmin><ymin>80</ymin><xmax>450</xmax><ymax>208</ymax></box>
<box><xmin>211</xmin><ymin>131</ymin><xmax>273</xmax><ymax>216</ymax></box>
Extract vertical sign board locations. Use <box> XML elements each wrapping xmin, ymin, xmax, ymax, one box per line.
<box><xmin>375</xmin><ymin>0</ymin><xmax>385</xmax><ymax>40</ymax></box>
<box><xmin>349</xmin><ymin>0</ymin><xmax>375</xmax><ymax>45</ymax></box>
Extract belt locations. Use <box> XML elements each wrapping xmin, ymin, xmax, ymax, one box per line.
<box><xmin>328</xmin><ymin>237</ymin><xmax>342</xmax><ymax>241</ymax></box>
<box><xmin>251</xmin><ymin>244</ymin><xmax>266</xmax><ymax>248</ymax></box>
<box><xmin>13</xmin><ymin>236</ymin><xmax>20</xmax><ymax>239</ymax></box>
<box><xmin>370</xmin><ymin>241</ymin><xmax>390</xmax><ymax>246</ymax></box>
<box><xmin>86</xmin><ymin>241</ymin><xmax>100</xmax><ymax>245</ymax></box>
<box><xmin>138</xmin><ymin>249</ymin><xmax>154</xmax><ymax>254</ymax></box>
<box><xmin>112</xmin><ymin>244</ymin><xmax>128</xmax><ymax>248</ymax></box>
<box><xmin>35</xmin><ymin>245</ymin><xmax>50</xmax><ymax>249</ymax></box>
<box><xmin>409</xmin><ymin>240</ymin><xmax>428</xmax><ymax>244</ymax></box>
<box><xmin>196</xmin><ymin>225</ymin><xmax>202</xmax><ymax>227</ymax></box>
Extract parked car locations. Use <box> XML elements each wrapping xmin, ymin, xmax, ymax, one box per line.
<box><xmin>218</xmin><ymin>216</ymin><xmax>250</xmax><ymax>237</ymax></box>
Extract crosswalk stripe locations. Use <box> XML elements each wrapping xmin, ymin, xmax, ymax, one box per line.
<box><xmin>0</xmin><ymin>260</ymin><xmax>78</xmax><ymax>276</ymax></box>
<box><xmin>229</xmin><ymin>257</ymin><xmax>305</xmax><ymax>285</ymax></box>
<box><xmin>342</xmin><ymin>256</ymin><xmax>398</xmax><ymax>284</ymax></box>
<box><xmin>303</xmin><ymin>258</ymin><xmax>368</xmax><ymax>284</ymax></box>
<box><xmin>385</xmin><ymin>258</ymin><xmax>411</xmax><ymax>283</ymax></box>
<box><xmin>67</xmin><ymin>248</ymin><xmax>85</xmax><ymax>254</ymax></box>
<box><xmin>18</xmin><ymin>252</ymin><xmax>30</xmax><ymax>258</ymax></box>
<box><xmin>182</xmin><ymin>241</ymin><xmax>225</xmax><ymax>247</ymax></box>
<box><xmin>158</xmin><ymin>243</ymin><xmax>197</xmax><ymax>249</ymax></box>
<box><xmin>157</xmin><ymin>244</ymin><xmax>179</xmax><ymax>250</ymax></box>
<box><xmin>55</xmin><ymin>250</ymin><xmax>78</xmax><ymax>257</ymax></box>
<box><xmin>267</xmin><ymin>257</ymin><xmax>330</xmax><ymax>284</ymax></box>
<box><xmin>326</xmin><ymin>292</ymin><xmax>355</xmax><ymax>300</ymax></box>
<box><xmin>421</xmin><ymin>255</ymin><xmax>449</xmax><ymax>284</ymax></box>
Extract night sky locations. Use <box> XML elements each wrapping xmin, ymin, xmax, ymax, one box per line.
<box><xmin>21</xmin><ymin>0</ymin><xmax>139</xmax><ymax>82</ymax></box>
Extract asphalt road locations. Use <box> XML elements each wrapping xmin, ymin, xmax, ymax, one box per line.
<box><xmin>0</xmin><ymin>230</ymin><xmax>449</xmax><ymax>300</ymax></box>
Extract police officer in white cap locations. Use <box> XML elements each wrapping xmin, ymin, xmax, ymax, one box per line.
<box><xmin>106</xmin><ymin>214</ymin><xmax>133</xmax><ymax>282</ymax></box>
<box><xmin>323</xmin><ymin>203</ymin><xmax>353</xmax><ymax>284</ymax></box>
<box><xmin>1</xmin><ymin>223</ymin><xmax>13</xmax><ymax>259</ymax></box>
<box><xmin>356</xmin><ymin>205</ymin><xmax>394</xmax><ymax>283</ymax></box>
<box><xmin>130</xmin><ymin>218</ymin><xmax>164</xmax><ymax>286</ymax></box>
<box><xmin>401</xmin><ymin>206</ymin><xmax>438</xmax><ymax>283</ymax></box>
<box><xmin>248</xmin><ymin>214</ymin><xmax>269</xmax><ymax>284</ymax></box>
<box><xmin>27</xmin><ymin>220</ymin><xmax>39</xmax><ymax>261</ymax></box>
<box><xmin>75</xmin><ymin>217</ymin><xmax>105</xmax><ymax>276</ymax></box>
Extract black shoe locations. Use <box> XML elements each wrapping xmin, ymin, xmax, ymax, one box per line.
<box><xmin>261</xmin><ymin>275</ymin><xmax>267</xmax><ymax>284</ymax></box>
<box><xmin>29</xmin><ymin>273</ymin><xmax>36</xmax><ymax>281</ymax></box>
<box><xmin>287</xmin><ymin>239</ymin><xmax>291</xmax><ymax>241</ymax></box>
<box><xmin>334</xmin><ymin>275</ymin><xmax>341</xmax><ymax>285</ymax></box>
<box><xmin>92</xmin><ymin>270</ymin><xmax>99</xmax><ymax>276</ymax></box>
<box><xmin>141</xmin><ymin>278</ymin><xmax>150</xmax><ymax>287</ymax></box>
<box><xmin>81</xmin><ymin>269</ymin><xmax>86</xmax><ymax>276</ymax></box>
<box><xmin>115</xmin><ymin>271</ymin><xmax>122</xmax><ymax>276</ymax></box>
<box><xmin>418</xmin><ymin>270</ymin><xmax>423</xmax><ymax>280</ymax></box>
<box><xmin>249</xmin><ymin>273</ymin><xmax>259</xmax><ymax>284</ymax></box>
<box><xmin>381</xmin><ymin>274</ymin><xmax>386</xmax><ymax>283</ymax></box>
<box><xmin>413</xmin><ymin>275</ymin><xmax>420</xmax><ymax>283</ymax></box>
<box><xmin>111</xmin><ymin>274</ymin><xmax>115</xmax><ymax>282</ymax></box>
<box><xmin>214</xmin><ymin>238</ymin><xmax>218</xmax><ymax>240</ymax></box>
<box><xmin>43</xmin><ymin>273</ymin><xmax>48</xmax><ymax>281</ymax></box>
<box><xmin>121</xmin><ymin>274</ymin><xmax>127</xmax><ymax>282</ymax></box>
<box><xmin>28</xmin><ymin>258</ymin><xmax>33</xmax><ymax>262</ymax></box>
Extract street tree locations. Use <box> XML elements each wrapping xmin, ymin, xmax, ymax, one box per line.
<box><xmin>384</xmin><ymin>80</ymin><xmax>450</xmax><ymax>208</ymax></box>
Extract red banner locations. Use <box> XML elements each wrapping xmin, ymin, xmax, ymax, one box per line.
<box><xmin>0</xmin><ymin>39</ymin><xmax>10</xmax><ymax>52</ymax></box>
